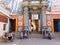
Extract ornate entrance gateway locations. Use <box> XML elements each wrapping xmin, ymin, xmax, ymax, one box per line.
<box><xmin>22</xmin><ymin>0</ymin><xmax>48</xmax><ymax>38</ymax></box>
<box><xmin>30</xmin><ymin>14</ymin><xmax>40</xmax><ymax>32</ymax></box>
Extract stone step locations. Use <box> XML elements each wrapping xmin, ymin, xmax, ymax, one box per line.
<box><xmin>54</xmin><ymin>32</ymin><xmax>60</xmax><ymax>38</ymax></box>
<box><xmin>14</xmin><ymin>32</ymin><xmax>60</xmax><ymax>39</ymax></box>
<box><xmin>14</xmin><ymin>32</ymin><xmax>42</xmax><ymax>38</ymax></box>
<box><xmin>14</xmin><ymin>32</ymin><xmax>21</xmax><ymax>39</ymax></box>
<box><xmin>29</xmin><ymin>32</ymin><xmax>42</xmax><ymax>38</ymax></box>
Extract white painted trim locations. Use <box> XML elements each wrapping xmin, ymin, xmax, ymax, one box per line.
<box><xmin>0</xmin><ymin>22</ymin><xmax>9</xmax><ymax>37</ymax></box>
<box><xmin>46</xmin><ymin>11</ymin><xmax>60</xmax><ymax>14</ymax></box>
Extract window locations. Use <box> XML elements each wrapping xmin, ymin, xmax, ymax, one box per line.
<box><xmin>3</xmin><ymin>24</ymin><xmax>6</xmax><ymax>31</ymax></box>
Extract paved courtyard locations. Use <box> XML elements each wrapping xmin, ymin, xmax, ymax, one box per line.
<box><xmin>0</xmin><ymin>38</ymin><xmax>60</xmax><ymax>45</ymax></box>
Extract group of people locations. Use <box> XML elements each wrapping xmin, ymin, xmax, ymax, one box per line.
<box><xmin>3</xmin><ymin>32</ymin><xmax>15</xmax><ymax>42</ymax></box>
<box><xmin>8</xmin><ymin>32</ymin><xmax>15</xmax><ymax>41</ymax></box>
<box><xmin>42</xmin><ymin>27</ymin><xmax>53</xmax><ymax>40</ymax></box>
<box><xmin>2</xmin><ymin>26</ymin><xmax>53</xmax><ymax>42</ymax></box>
<box><xmin>43</xmin><ymin>31</ymin><xmax>52</xmax><ymax>40</ymax></box>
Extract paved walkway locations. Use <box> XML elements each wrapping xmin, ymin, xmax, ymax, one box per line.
<box><xmin>0</xmin><ymin>38</ymin><xmax>60</xmax><ymax>45</ymax></box>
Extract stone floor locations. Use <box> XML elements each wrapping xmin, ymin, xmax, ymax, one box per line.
<box><xmin>0</xmin><ymin>38</ymin><xmax>60</xmax><ymax>45</ymax></box>
<box><xmin>0</xmin><ymin>32</ymin><xmax>60</xmax><ymax>45</ymax></box>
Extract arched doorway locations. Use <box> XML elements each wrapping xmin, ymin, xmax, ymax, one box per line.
<box><xmin>9</xmin><ymin>19</ymin><xmax>16</xmax><ymax>32</ymax></box>
<box><xmin>29</xmin><ymin>13</ymin><xmax>42</xmax><ymax>38</ymax></box>
<box><xmin>31</xmin><ymin>20</ymin><xmax>39</xmax><ymax>32</ymax></box>
<box><xmin>29</xmin><ymin>14</ymin><xmax>40</xmax><ymax>32</ymax></box>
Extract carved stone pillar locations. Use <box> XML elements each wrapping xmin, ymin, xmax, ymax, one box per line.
<box><xmin>42</xmin><ymin>6</ymin><xmax>47</xmax><ymax>27</ymax></box>
<box><xmin>24</xmin><ymin>7</ymin><xmax>29</xmax><ymax>30</ymax></box>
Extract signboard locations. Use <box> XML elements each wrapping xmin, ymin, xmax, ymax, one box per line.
<box><xmin>32</xmin><ymin>14</ymin><xmax>38</xmax><ymax>20</ymax></box>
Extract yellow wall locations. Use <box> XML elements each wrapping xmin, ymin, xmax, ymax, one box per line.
<box><xmin>10</xmin><ymin>15</ymin><xmax>24</xmax><ymax>32</ymax></box>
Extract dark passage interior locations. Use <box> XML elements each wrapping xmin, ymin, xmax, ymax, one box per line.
<box><xmin>9</xmin><ymin>19</ymin><xmax>16</xmax><ymax>32</ymax></box>
<box><xmin>54</xmin><ymin>19</ymin><xmax>60</xmax><ymax>32</ymax></box>
<box><xmin>31</xmin><ymin>20</ymin><xmax>39</xmax><ymax>32</ymax></box>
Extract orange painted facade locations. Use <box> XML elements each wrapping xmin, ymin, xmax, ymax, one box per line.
<box><xmin>0</xmin><ymin>13</ymin><xmax>8</xmax><ymax>23</ymax></box>
<box><xmin>11</xmin><ymin>15</ymin><xmax>24</xmax><ymax>32</ymax></box>
<box><xmin>11</xmin><ymin>14</ymin><xmax>60</xmax><ymax>32</ymax></box>
<box><xmin>46</xmin><ymin>14</ymin><xmax>60</xmax><ymax>32</ymax></box>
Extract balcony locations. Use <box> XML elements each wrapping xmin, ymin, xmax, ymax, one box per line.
<box><xmin>41</xmin><ymin>1</ymin><xmax>48</xmax><ymax>6</ymax></box>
